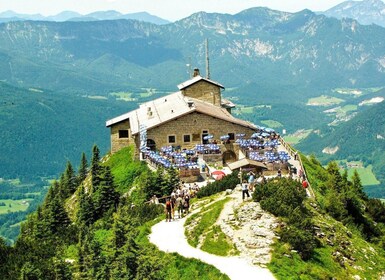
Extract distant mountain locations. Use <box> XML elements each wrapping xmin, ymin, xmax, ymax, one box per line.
<box><xmin>322</xmin><ymin>0</ymin><xmax>385</xmax><ymax>27</ymax></box>
<box><xmin>0</xmin><ymin>8</ymin><xmax>383</xmax><ymax>97</ymax></box>
<box><xmin>0</xmin><ymin>10</ymin><xmax>170</xmax><ymax>24</ymax></box>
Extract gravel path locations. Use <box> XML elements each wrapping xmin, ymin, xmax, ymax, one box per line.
<box><xmin>149</xmin><ymin>204</ymin><xmax>276</xmax><ymax>280</ymax></box>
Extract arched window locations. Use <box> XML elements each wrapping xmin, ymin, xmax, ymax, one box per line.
<box><xmin>147</xmin><ymin>139</ymin><xmax>156</xmax><ymax>151</ymax></box>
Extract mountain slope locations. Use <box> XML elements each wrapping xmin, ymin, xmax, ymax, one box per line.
<box><xmin>0</xmin><ymin>10</ymin><xmax>170</xmax><ymax>24</ymax></box>
<box><xmin>0</xmin><ymin>8</ymin><xmax>384</xmax><ymax>96</ymax></box>
<box><xmin>322</xmin><ymin>0</ymin><xmax>385</xmax><ymax>27</ymax></box>
<box><xmin>0</xmin><ymin>82</ymin><xmax>134</xmax><ymax>179</ymax></box>
<box><xmin>297</xmin><ymin>98</ymin><xmax>385</xmax><ymax>195</ymax></box>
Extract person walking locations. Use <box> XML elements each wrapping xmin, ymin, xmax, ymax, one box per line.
<box><xmin>176</xmin><ymin>195</ymin><xmax>183</xmax><ymax>218</ymax></box>
<box><xmin>242</xmin><ymin>180</ymin><xmax>250</xmax><ymax>200</ymax></box>
<box><xmin>165</xmin><ymin>198</ymin><xmax>172</xmax><ymax>222</ymax></box>
<box><xmin>248</xmin><ymin>171</ymin><xmax>255</xmax><ymax>192</ymax></box>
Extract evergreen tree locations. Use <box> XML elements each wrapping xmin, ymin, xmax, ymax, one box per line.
<box><xmin>91</xmin><ymin>145</ymin><xmax>102</xmax><ymax>187</ymax></box>
<box><xmin>78</xmin><ymin>152</ymin><xmax>88</xmax><ymax>184</ymax></box>
<box><xmin>326</xmin><ymin>161</ymin><xmax>346</xmax><ymax>192</ymax></box>
<box><xmin>77</xmin><ymin>185</ymin><xmax>95</xmax><ymax>226</ymax></box>
<box><xmin>93</xmin><ymin>167</ymin><xmax>119</xmax><ymax>219</ymax></box>
<box><xmin>164</xmin><ymin>167</ymin><xmax>180</xmax><ymax>195</ymax></box>
<box><xmin>351</xmin><ymin>170</ymin><xmax>366</xmax><ymax>199</ymax></box>
<box><xmin>19</xmin><ymin>262</ymin><xmax>43</xmax><ymax>280</ymax></box>
<box><xmin>63</xmin><ymin>161</ymin><xmax>77</xmax><ymax>195</ymax></box>
<box><xmin>45</xmin><ymin>195</ymin><xmax>71</xmax><ymax>235</ymax></box>
<box><xmin>0</xmin><ymin>237</ymin><xmax>9</xmax><ymax>277</ymax></box>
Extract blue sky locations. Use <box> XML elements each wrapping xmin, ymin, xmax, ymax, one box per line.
<box><xmin>0</xmin><ymin>0</ymin><xmax>361</xmax><ymax>21</ymax></box>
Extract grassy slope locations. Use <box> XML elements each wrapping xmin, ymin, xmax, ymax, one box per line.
<box><xmin>185</xmin><ymin>196</ymin><xmax>237</xmax><ymax>256</ymax></box>
<box><xmin>267</xmin><ymin>155</ymin><xmax>385</xmax><ymax>279</ymax></box>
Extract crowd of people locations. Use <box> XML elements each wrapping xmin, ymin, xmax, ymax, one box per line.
<box><xmin>150</xmin><ymin>182</ymin><xmax>201</xmax><ymax>222</ymax></box>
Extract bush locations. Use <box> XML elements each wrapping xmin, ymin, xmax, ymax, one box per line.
<box><xmin>196</xmin><ymin>172</ymin><xmax>239</xmax><ymax>198</ymax></box>
<box><xmin>280</xmin><ymin>226</ymin><xmax>316</xmax><ymax>261</ymax></box>
<box><xmin>252</xmin><ymin>177</ymin><xmax>317</xmax><ymax>260</ymax></box>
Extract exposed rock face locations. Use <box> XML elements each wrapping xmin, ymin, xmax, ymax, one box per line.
<box><xmin>218</xmin><ymin>192</ymin><xmax>279</xmax><ymax>266</ymax></box>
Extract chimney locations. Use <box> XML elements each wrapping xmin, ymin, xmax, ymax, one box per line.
<box><xmin>193</xmin><ymin>68</ymin><xmax>200</xmax><ymax>77</ymax></box>
<box><xmin>187</xmin><ymin>100</ymin><xmax>194</xmax><ymax>108</ymax></box>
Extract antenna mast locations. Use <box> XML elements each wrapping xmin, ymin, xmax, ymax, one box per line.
<box><xmin>205</xmin><ymin>38</ymin><xmax>210</xmax><ymax>80</ymax></box>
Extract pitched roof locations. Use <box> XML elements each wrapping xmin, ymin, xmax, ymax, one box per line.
<box><xmin>227</xmin><ymin>158</ymin><xmax>268</xmax><ymax>171</ymax></box>
<box><xmin>177</xmin><ymin>75</ymin><xmax>224</xmax><ymax>90</ymax></box>
<box><xmin>106</xmin><ymin>91</ymin><xmax>257</xmax><ymax>134</ymax></box>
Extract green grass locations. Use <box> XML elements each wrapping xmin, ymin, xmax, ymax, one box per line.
<box><xmin>347</xmin><ymin>164</ymin><xmax>380</xmax><ymax>186</ymax></box>
<box><xmin>185</xmin><ymin>197</ymin><xmax>231</xmax><ymax>250</ymax></box>
<box><xmin>337</xmin><ymin>160</ymin><xmax>380</xmax><ymax>186</ymax></box>
<box><xmin>104</xmin><ymin>146</ymin><xmax>148</xmax><ymax>193</ymax></box>
<box><xmin>340</xmin><ymin>105</ymin><xmax>357</xmax><ymax>113</ymax></box>
<box><xmin>283</xmin><ymin>129</ymin><xmax>312</xmax><ymax>145</ymax></box>
<box><xmin>0</xmin><ymin>199</ymin><xmax>32</xmax><ymax>214</ymax></box>
<box><xmin>201</xmin><ymin>225</ymin><xmax>238</xmax><ymax>256</ymax></box>
<box><xmin>307</xmin><ymin>95</ymin><xmax>344</xmax><ymax>106</ymax></box>
<box><xmin>239</xmin><ymin>106</ymin><xmax>254</xmax><ymax>114</ymax></box>
<box><xmin>110</xmin><ymin>91</ymin><xmax>136</xmax><ymax>101</ymax></box>
<box><xmin>261</xmin><ymin>120</ymin><xmax>283</xmax><ymax>128</ymax></box>
<box><xmin>269</xmin><ymin>212</ymin><xmax>385</xmax><ymax>280</ymax></box>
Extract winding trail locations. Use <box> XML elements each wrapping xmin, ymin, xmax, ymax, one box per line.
<box><xmin>149</xmin><ymin>209</ymin><xmax>276</xmax><ymax>280</ymax></box>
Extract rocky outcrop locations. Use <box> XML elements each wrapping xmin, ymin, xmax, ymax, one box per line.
<box><xmin>218</xmin><ymin>190</ymin><xmax>279</xmax><ymax>266</ymax></box>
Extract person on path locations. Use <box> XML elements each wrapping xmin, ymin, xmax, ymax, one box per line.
<box><xmin>176</xmin><ymin>194</ymin><xmax>183</xmax><ymax>218</ymax></box>
<box><xmin>171</xmin><ymin>194</ymin><xmax>176</xmax><ymax>220</ymax></box>
<box><xmin>184</xmin><ymin>194</ymin><xmax>190</xmax><ymax>215</ymax></box>
<box><xmin>242</xmin><ymin>180</ymin><xmax>250</xmax><ymax>200</ymax></box>
<box><xmin>248</xmin><ymin>171</ymin><xmax>255</xmax><ymax>192</ymax></box>
<box><xmin>302</xmin><ymin>179</ymin><xmax>308</xmax><ymax>189</ymax></box>
<box><xmin>165</xmin><ymin>198</ymin><xmax>172</xmax><ymax>222</ymax></box>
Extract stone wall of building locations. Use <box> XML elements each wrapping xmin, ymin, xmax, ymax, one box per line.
<box><xmin>182</xmin><ymin>80</ymin><xmax>221</xmax><ymax>106</ymax></box>
<box><xmin>110</xmin><ymin>119</ymin><xmax>132</xmax><ymax>154</ymax></box>
<box><xmin>145</xmin><ymin>112</ymin><xmax>255</xmax><ymax>151</ymax></box>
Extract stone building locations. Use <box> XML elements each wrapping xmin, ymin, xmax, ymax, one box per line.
<box><xmin>106</xmin><ymin>69</ymin><xmax>258</xmax><ymax>164</ymax></box>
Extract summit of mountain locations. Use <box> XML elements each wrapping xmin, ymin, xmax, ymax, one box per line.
<box><xmin>322</xmin><ymin>0</ymin><xmax>385</xmax><ymax>27</ymax></box>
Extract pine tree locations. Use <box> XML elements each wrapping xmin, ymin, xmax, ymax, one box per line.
<box><xmin>326</xmin><ymin>161</ymin><xmax>346</xmax><ymax>192</ymax></box>
<box><xmin>351</xmin><ymin>169</ymin><xmax>366</xmax><ymax>199</ymax></box>
<box><xmin>78</xmin><ymin>152</ymin><xmax>88</xmax><ymax>184</ymax></box>
<box><xmin>62</xmin><ymin>161</ymin><xmax>77</xmax><ymax>196</ymax></box>
<box><xmin>91</xmin><ymin>145</ymin><xmax>102</xmax><ymax>187</ymax></box>
<box><xmin>77</xmin><ymin>185</ymin><xmax>95</xmax><ymax>226</ymax></box>
<box><xmin>93</xmin><ymin>167</ymin><xmax>119</xmax><ymax>219</ymax></box>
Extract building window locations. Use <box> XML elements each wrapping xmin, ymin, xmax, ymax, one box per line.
<box><xmin>228</xmin><ymin>133</ymin><xmax>235</xmax><ymax>140</ymax></box>
<box><xmin>168</xmin><ymin>135</ymin><xmax>176</xmax><ymax>144</ymax></box>
<box><xmin>192</xmin><ymin>133</ymin><xmax>200</xmax><ymax>141</ymax></box>
<box><xmin>183</xmin><ymin>134</ymin><xmax>191</xmax><ymax>143</ymax></box>
<box><xmin>119</xmin><ymin>130</ymin><xmax>129</xmax><ymax>138</ymax></box>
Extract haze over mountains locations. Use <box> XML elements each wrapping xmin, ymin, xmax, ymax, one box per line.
<box><xmin>323</xmin><ymin>0</ymin><xmax>385</xmax><ymax>27</ymax></box>
<box><xmin>0</xmin><ymin>10</ymin><xmax>170</xmax><ymax>25</ymax></box>
<box><xmin>0</xmin><ymin>8</ymin><xmax>384</xmax><ymax>96</ymax></box>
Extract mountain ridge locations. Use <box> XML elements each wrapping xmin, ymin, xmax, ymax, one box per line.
<box><xmin>0</xmin><ymin>9</ymin><xmax>170</xmax><ymax>25</ymax></box>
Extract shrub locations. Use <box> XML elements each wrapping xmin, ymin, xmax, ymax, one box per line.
<box><xmin>196</xmin><ymin>172</ymin><xmax>239</xmax><ymax>198</ymax></box>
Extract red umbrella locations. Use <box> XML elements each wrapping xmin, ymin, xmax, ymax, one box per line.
<box><xmin>212</xmin><ymin>170</ymin><xmax>226</xmax><ymax>176</ymax></box>
<box><xmin>215</xmin><ymin>173</ymin><xmax>226</xmax><ymax>180</ymax></box>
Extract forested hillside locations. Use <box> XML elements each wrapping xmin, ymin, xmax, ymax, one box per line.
<box><xmin>0</xmin><ymin>82</ymin><xmax>134</xmax><ymax>179</ymax></box>
<box><xmin>297</xmin><ymin>100</ymin><xmax>385</xmax><ymax>196</ymax></box>
<box><xmin>0</xmin><ymin>146</ymin><xmax>229</xmax><ymax>279</ymax></box>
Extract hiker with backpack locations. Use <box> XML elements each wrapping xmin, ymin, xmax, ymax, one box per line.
<box><xmin>165</xmin><ymin>198</ymin><xmax>172</xmax><ymax>222</ymax></box>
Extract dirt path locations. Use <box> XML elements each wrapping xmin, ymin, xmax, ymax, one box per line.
<box><xmin>149</xmin><ymin>199</ymin><xmax>276</xmax><ymax>280</ymax></box>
